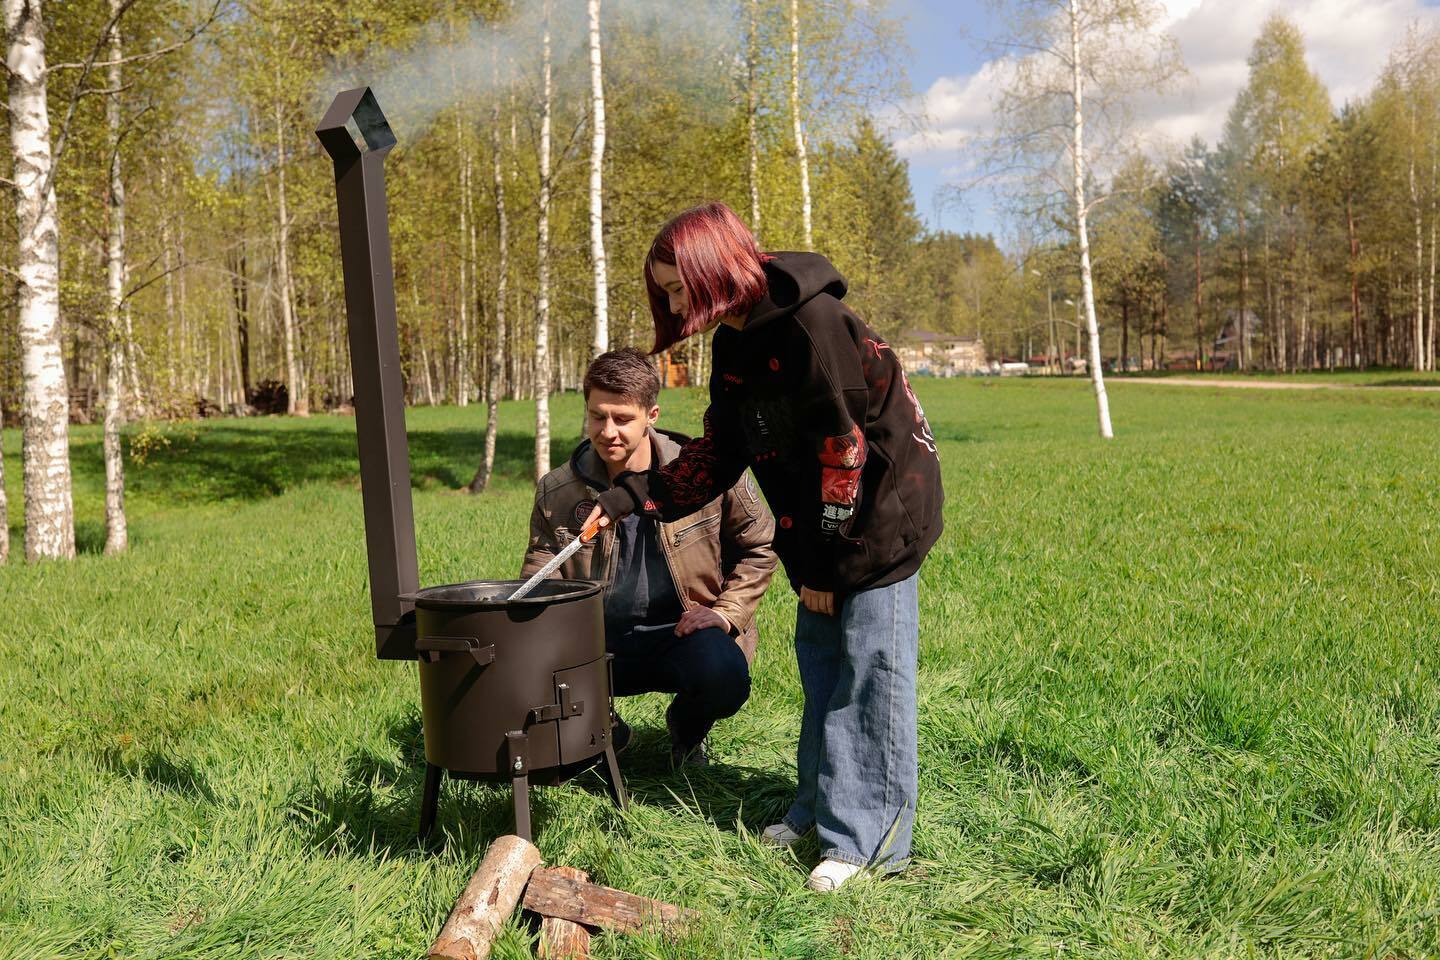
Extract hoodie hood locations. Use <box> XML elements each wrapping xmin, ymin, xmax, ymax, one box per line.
<box><xmin>571</xmin><ymin>427</ymin><xmax>689</xmax><ymax>490</ymax></box>
<box><xmin>746</xmin><ymin>252</ymin><xmax>848</xmax><ymax>331</ymax></box>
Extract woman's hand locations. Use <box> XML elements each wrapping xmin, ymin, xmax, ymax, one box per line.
<box><xmin>676</xmin><ymin>606</ymin><xmax>731</xmax><ymax>636</ymax></box>
<box><xmin>799</xmin><ymin>586</ymin><xmax>835</xmax><ymax>617</ymax></box>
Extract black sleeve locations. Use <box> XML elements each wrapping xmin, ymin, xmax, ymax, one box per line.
<box><xmin>596</xmin><ymin>405</ymin><xmax>748</xmax><ymax>523</ymax></box>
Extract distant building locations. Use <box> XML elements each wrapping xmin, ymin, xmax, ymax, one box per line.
<box><xmin>895</xmin><ymin>330</ymin><xmax>988</xmax><ymax>376</ymax></box>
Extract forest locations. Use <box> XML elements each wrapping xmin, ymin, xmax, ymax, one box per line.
<box><xmin>4</xmin><ymin>1</ymin><xmax>1440</xmax><ymax>562</ymax></box>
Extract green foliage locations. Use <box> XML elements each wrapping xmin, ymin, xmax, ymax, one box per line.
<box><xmin>5</xmin><ymin>380</ymin><xmax>1440</xmax><ymax>956</ymax></box>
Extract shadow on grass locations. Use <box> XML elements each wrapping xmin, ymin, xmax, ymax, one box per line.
<box><xmin>92</xmin><ymin>422</ymin><xmax>542</xmax><ymax>506</ymax></box>
<box><xmin>103</xmin><ymin>747</ymin><xmax>218</xmax><ymax>803</ymax></box>
<box><xmin>287</xmin><ymin>709</ymin><xmax>796</xmax><ymax>860</ymax></box>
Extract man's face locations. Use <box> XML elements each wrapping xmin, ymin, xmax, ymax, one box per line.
<box><xmin>586</xmin><ymin>388</ymin><xmax>658</xmax><ymax>468</ymax></box>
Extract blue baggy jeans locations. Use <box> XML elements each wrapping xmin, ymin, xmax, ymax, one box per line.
<box><xmin>782</xmin><ymin>571</ymin><xmax>919</xmax><ymax>871</ymax></box>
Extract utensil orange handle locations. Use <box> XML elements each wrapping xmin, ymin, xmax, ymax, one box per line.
<box><xmin>579</xmin><ymin>513</ymin><xmax>604</xmax><ymax>543</ymax></box>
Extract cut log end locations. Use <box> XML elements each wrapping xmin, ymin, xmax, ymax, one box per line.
<box><xmin>538</xmin><ymin>866</ymin><xmax>591</xmax><ymax>960</ymax></box>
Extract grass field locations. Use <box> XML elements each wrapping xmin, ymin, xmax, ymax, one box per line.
<box><xmin>3</xmin><ymin>379</ymin><xmax>1440</xmax><ymax>959</ymax></box>
<box><xmin>1107</xmin><ymin>368</ymin><xmax>1440</xmax><ymax>388</ymax></box>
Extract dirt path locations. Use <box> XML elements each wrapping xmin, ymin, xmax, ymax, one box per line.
<box><xmin>1113</xmin><ymin>377</ymin><xmax>1440</xmax><ymax>392</ymax></box>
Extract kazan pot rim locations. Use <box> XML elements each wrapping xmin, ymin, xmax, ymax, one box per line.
<box><xmin>402</xmin><ymin>578</ymin><xmax>603</xmax><ymax>610</ymax></box>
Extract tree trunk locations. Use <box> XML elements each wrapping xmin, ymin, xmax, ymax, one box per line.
<box><xmin>1237</xmin><ymin>205</ymin><xmax>1248</xmax><ymax>370</ymax></box>
<box><xmin>1428</xmin><ymin>174</ymin><xmax>1437</xmax><ymax>372</ymax></box>
<box><xmin>588</xmin><ymin>0</ymin><xmax>609</xmax><ymax>361</ymax></box>
<box><xmin>1068</xmin><ymin>0</ymin><xmax>1112</xmax><ymax>438</ymax></box>
<box><xmin>788</xmin><ymin>0</ymin><xmax>812</xmax><ymax>251</ymax></box>
<box><xmin>1410</xmin><ymin>148</ymin><xmax>1425</xmax><ymax>370</ymax></box>
<box><xmin>1345</xmin><ymin>192</ymin><xmax>1361</xmax><ymax>368</ymax></box>
<box><xmin>232</xmin><ymin>243</ymin><xmax>251</xmax><ymax>398</ymax></box>
<box><xmin>534</xmin><ymin>0</ymin><xmax>553</xmax><ymax>482</ymax></box>
<box><xmin>102</xmin><ymin>0</ymin><xmax>127</xmax><ymax>554</ymax></box>
<box><xmin>428</xmin><ymin>835</ymin><xmax>542</xmax><ymax>960</ymax></box>
<box><xmin>747</xmin><ymin>0</ymin><xmax>761</xmax><ymax>238</ymax></box>
<box><xmin>1193</xmin><ymin>224</ymin><xmax>1203</xmax><ymax>370</ymax></box>
<box><xmin>453</xmin><ymin>86</ymin><xmax>472</xmax><ymax>407</ymax></box>
<box><xmin>1120</xmin><ymin>293</ymin><xmax>1128</xmax><ymax>372</ymax></box>
<box><xmin>274</xmin><ymin>89</ymin><xmax>306</xmax><ymax>414</ymax></box>
<box><xmin>6</xmin><ymin>0</ymin><xmax>75</xmax><ymax>560</ymax></box>
<box><xmin>471</xmin><ymin>33</ymin><xmax>509</xmax><ymax>494</ymax></box>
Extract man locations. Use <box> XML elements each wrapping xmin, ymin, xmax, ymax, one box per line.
<box><xmin>521</xmin><ymin>348</ymin><xmax>777</xmax><ymax>767</ymax></box>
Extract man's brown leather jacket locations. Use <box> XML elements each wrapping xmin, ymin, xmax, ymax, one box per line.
<box><xmin>520</xmin><ymin>429</ymin><xmax>777</xmax><ymax>661</ymax></box>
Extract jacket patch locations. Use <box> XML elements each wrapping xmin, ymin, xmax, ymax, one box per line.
<box><xmin>574</xmin><ymin>499</ymin><xmax>597</xmax><ymax>527</ymax></box>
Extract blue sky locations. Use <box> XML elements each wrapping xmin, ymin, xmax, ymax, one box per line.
<box><xmin>894</xmin><ymin>0</ymin><xmax>1440</xmax><ymax>239</ymax></box>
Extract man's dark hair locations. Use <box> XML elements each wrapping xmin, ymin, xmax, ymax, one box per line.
<box><xmin>583</xmin><ymin>347</ymin><xmax>661</xmax><ymax>408</ymax></box>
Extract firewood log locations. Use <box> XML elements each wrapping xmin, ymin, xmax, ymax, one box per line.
<box><xmin>537</xmin><ymin>866</ymin><xmax>591</xmax><ymax>959</ymax></box>
<box><xmin>523</xmin><ymin>867</ymin><xmax>695</xmax><ymax>936</ymax></box>
<box><xmin>427</xmin><ymin>835</ymin><xmax>543</xmax><ymax>960</ymax></box>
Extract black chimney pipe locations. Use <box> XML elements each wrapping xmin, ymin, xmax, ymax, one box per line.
<box><xmin>315</xmin><ymin>88</ymin><xmax>418</xmax><ymax>660</ymax></box>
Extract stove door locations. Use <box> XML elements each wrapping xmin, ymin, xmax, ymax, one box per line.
<box><xmin>550</xmin><ymin>658</ymin><xmax>610</xmax><ymax>765</ymax></box>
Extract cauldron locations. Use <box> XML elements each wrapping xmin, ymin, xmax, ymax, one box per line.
<box><xmin>407</xmin><ymin>579</ymin><xmax>627</xmax><ymax>840</ymax></box>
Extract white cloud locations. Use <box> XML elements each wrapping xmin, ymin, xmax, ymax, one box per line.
<box><xmin>900</xmin><ymin>0</ymin><xmax>1440</xmax><ymax>166</ymax></box>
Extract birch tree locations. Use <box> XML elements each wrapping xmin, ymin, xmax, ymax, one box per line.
<box><xmin>747</xmin><ymin>0</ymin><xmax>762</xmax><ymax>236</ymax></box>
<box><xmin>789</xmin><ymin>0</ymin><xmax>813</xmax><ymax>250</ymax></box>
<box><xmin>588</xmin><ymin>0</ymin><xmax>608</xmax><ymax>359</ymax></box>
<box><xmin>102</xmin><ymin>0</ymin><xmax>127</xmax><ymax>553</ymax></box>
<box><xmin>990</xmin><ymin>0</ymin><xmax>1182</xmax><ymax>438</ymax></box>
<box><xmin>6</xmin><ymin>0</ymin><xmax>75</xmax><ymax>559</ymax></box>
<box><xmin>534</xmin><ymin>0</ymin><xmax>552</xmax><ymax>481</ymax></box>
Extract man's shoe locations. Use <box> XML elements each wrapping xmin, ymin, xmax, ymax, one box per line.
<box><xmin>807</xmin><ymin>859</ymin><xmax>864</xmax><ymax>892</ymax></box>
<box><xmin>760</xmin><ymin>823</ymin><xmax>804</xmax><ymax>848</ymax></box>
<box><xmin>665</xmin><ymin>702</ymin><xmax>708</xmax><ymax>768</ymax></box>
<box><xmin>669</xmin><ymin>737</ymin><xmax>709</xmax><ymax>769</ymax></box>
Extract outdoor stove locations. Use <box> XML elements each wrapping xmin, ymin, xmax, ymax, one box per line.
<box><xmin>315</xmin><ymin>88</ymin><xmax>627</xmax><ymax>842</ymax></box>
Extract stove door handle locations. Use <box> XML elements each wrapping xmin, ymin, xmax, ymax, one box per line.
<box><xmin>415</xmin><ymin>635</ymin><xmax>496</xmax><ymax>667</ymax></box>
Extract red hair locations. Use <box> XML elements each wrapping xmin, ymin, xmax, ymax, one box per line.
<box><xmin>645</xmin><ymin>202</ymin><xmax>770</xmax><ymax>354</ymax></box>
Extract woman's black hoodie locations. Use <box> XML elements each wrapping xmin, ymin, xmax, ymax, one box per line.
<box><xmin>597</xmin><ymin>252</ymin><xmax>944</xmax><ymax>594</ymax></box>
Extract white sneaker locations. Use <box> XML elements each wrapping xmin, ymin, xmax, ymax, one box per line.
<box><xmin>807</xmin><ymin>858</ymin><xmax>863</xmax><ymax>892</ymax></box>
<box><xmin>760</xmin><ymin>822</ymin><xmax>804</xmax><ymax>847</ymax></box>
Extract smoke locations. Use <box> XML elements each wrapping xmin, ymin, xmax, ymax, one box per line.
<box><xmin>317</xmin><ymin>0</ymin><xmax>742</xmax><ymax>147</ymax></box>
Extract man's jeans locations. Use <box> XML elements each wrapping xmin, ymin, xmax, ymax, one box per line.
<box><xmin>609</xmin><ymin>623</ymin><xmax>751</xmax><ymax>748</ymax></box>
<box><xmin>783</xmin><ymin>572</ymin><xmax>919</xmax><ymax>872</ymax></box>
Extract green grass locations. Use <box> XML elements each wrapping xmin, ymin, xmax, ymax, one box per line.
<box><xmin>1108</xmin><ymin>367</ymin><xmax>1440</xmax><ymax>387</ymax></box>
<box><xmin>3</xmin><ymin>379</ymin><xmax>1440</xmax><ymax>958</ymax></box>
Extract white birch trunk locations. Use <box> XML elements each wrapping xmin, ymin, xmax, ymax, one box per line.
<box><xmin>1069</xmin><ymin>0</ymin><xmax>1113</xmax><ymax>439</ymax></box>
<box><xmin>1428</xmin><ymin>143</ymin><xmax>1437</xmax><ymax>371</ymax></box>
<box><xmin>102</xmin><ymin>0</ymin><xmax>126</xmax><ymax>553</ymax></box>
<box><xmin>588</xmin><ymin>0</ymin><xmax>609</xmax><ymax>359</ymax></box>
<box><xmin>6</xmin><ymin>0</ymin><xmax>75</xmax><ymax>559</ymax></box>
<box><xmin>1410</xmin><ymin>100</ymin><xmax>1425</xmax><ymax>371</ymax></box>
<box><xmin>455</xmin><ymin>112</ymin><xmax>472</xmax><ymax>407</ymax></box>
<box><xmin>748</xmin><ymin>0</ymin><xmax>761</xmax><ymax>236</ymax></box>
<box><xmin>274</xmin><ymin>89</ymin><xmax>306</xmax><ymax>414</ymax></box>
<box><xmin>472</xmin><ymin>32</ymin><xmax>508</xmax><ymax>494</ymax></box>
<box><xmin>534</xmin><ymin>0</ymin><xmax>552</xmax><ymax>483</ymax></box>
<box><xmin>450</xmin><ymin>43</ymin><xmax>472</xmax><ymax>408</ymax></box>
<box><xmin>788</xmin><ymin>0</ymin><xmax>812</xmax><ymax>251</ymax></box>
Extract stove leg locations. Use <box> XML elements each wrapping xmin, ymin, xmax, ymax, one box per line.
<box><xmin>506</xmin><ymin>730</ymin><xmax>532</xmax><ymax>841</ymax></box>
<box><xmin>418</xmin><ymin>762</ymin><xmax>443</xmax><ymax>840</ymax></box>
<box><xmin>511</xmin><ymin>771</ymin><xmax>532</xmax><ymax>841</ymax></box>
<box><xmin>599</xmin><ymin>743</ymin><xmax>629</xmax><ymax>810</ymax></box>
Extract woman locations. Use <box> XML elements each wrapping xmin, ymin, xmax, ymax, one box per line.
<box><xmin>589</xmin><ymin>201</ymin><xmax>943</xmax><ymax>892</ymax></box>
